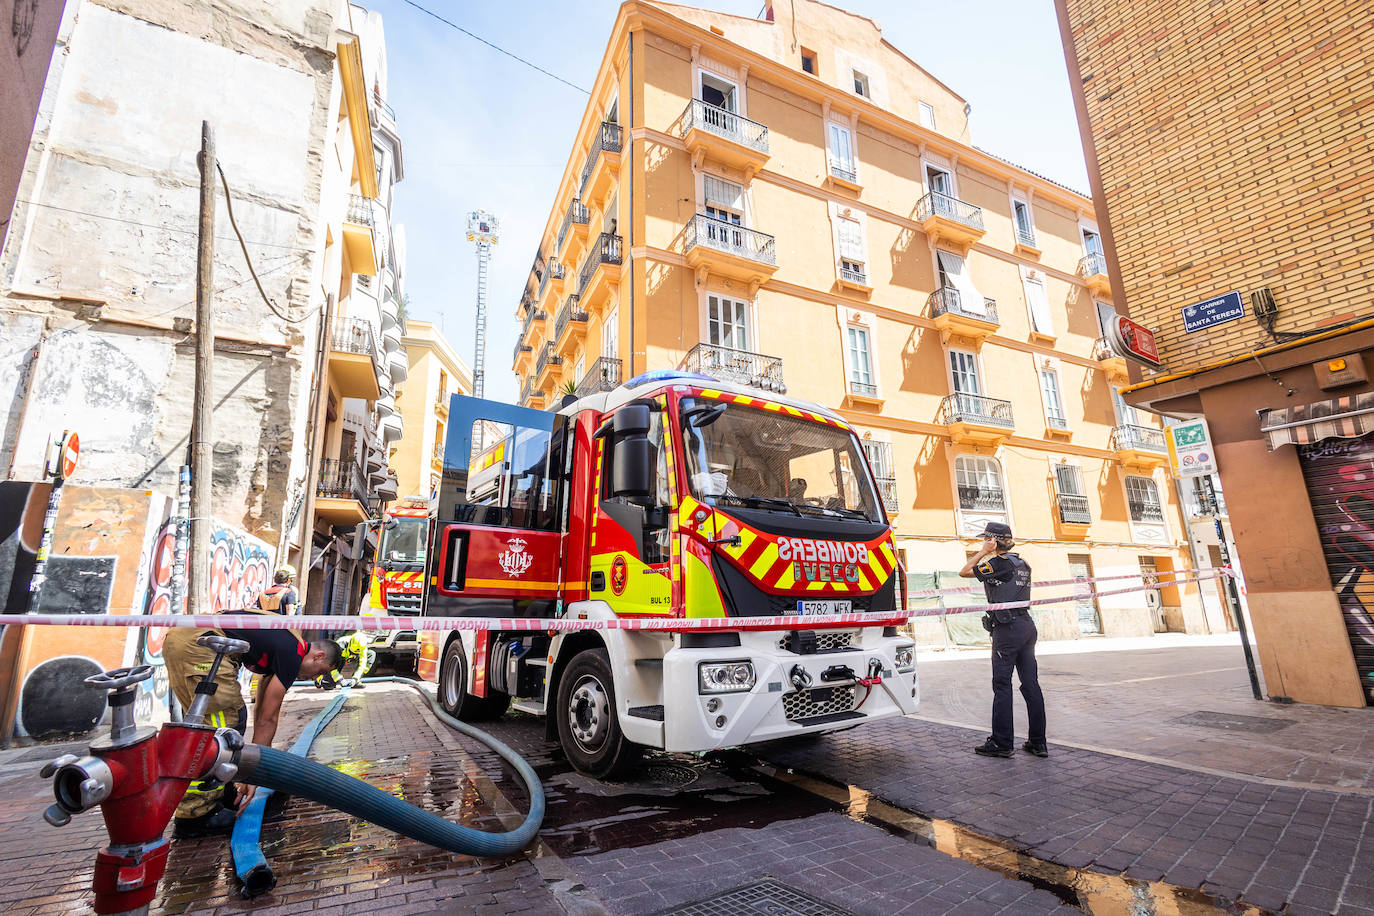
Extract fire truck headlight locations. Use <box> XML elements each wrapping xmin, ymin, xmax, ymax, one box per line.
<box><xmin>894</xmin><ymin>646</ymin><xmax>915</xmax><ymax>673</ymax></box>
<box><xmin>698</xmin><ymin>662</ymin><xmax>757</xmax><ymax>694</ymax></box>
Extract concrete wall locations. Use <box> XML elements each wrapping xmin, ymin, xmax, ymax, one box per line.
<box><xmin>0</xmin><ymin>0</ymin><xmax>65</xmax><ymax>251</ymax></box>
<box><xmin>0</xmin><ymin>0</ymin><xmax>339</xmax><ymax>548</ymax></box>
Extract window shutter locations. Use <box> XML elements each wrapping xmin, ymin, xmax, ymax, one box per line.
<box><xmin>703</xmin><ymin>175</ymin><xmax>744</xmax><ymax>210</ymax></box>
<box><xmin>936</xmin><ymin>250</ymin><xmax>987</xmax><ymax>317</ymax></box>
<box><xmin>838</xmin><ymin>218</ymin><xmax>865</xmax><ymax>260</ymax></box>
<box><xmin>1024</xmin><ymin>275</ymin><xmax>1054</xmax><ymax>335</ymax></box>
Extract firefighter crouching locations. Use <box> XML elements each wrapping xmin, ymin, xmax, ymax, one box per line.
<box><xmin>314</xmin><ymin>631</ymin><xmax>377</xmax><ymax>690</ymax></box>
<box><xmin>162</xmin><ymin>604</ymin><xmax>342</xmax><ymax>838</ymax></box>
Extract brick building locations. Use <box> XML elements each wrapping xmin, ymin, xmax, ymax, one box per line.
<box><xmin>1056</xmin><ymin>0</ymin><xmax>1374</xmax><ymax>704</ymax></box>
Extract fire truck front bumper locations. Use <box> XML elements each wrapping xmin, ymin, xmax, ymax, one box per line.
<box><xmin>656</xmin><ymin>628</ymin><xmax>919</xmax><ymax>753</ymax></box>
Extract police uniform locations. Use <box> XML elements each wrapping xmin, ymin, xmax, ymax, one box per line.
<box><xmin>973</xmin><ymin>550</ymin><xmax>1047</xmax><ymax>754</ymax></box>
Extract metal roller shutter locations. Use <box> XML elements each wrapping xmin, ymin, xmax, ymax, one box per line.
<box><xmin>1297</xmin><ymin>433</ymin><xmax>1374</xmax><ymax>705</ymax></box>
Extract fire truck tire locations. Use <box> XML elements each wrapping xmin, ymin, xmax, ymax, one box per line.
<box><xmin>556</xmin><ymin>649</ymin><xmax>642</xmax><ymax>778</ymax></box>
<box><xmin>437</xmin><ymin>638</ymin><xmax>509</xmax><ymax>721</ymax></box>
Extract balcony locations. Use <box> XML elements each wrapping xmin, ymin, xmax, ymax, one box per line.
<box><xmin>576</xmin><ymin>232</ymin><xmax>623</xmax><ymax>315</ymax></box>
<box><xmin>1111</xmin><ymin>424</ymin><xmax>1169</xmax><ymax>469</ymax></box>
<box><xmin>1056</xmin><ymin>493</ymin><xmax>1091</xmax><ymax>528</ymax></box>
<box><xmin>874</xmin><ymin>476</ymin><xmax>899</xmax><ymax>514</ymax></box>
<box><xmin>431</xmin><ymin>442</ymin><xmax>443</xmax><ymax>471</ymax></box>
<box><xmin>521</xmin><ymin>377</ymin><xmax>546</xmax><ymax>410</ymax></box>
<box><xmin>579</xmin><ymin>121</ymin><xmax>623</xmax><ymax>203</ymax></box>
<box><xmin>680</xmin><ymin>99</ymin><xmax>770</xmax><ymax>175</ymax></box>
<box><xmin>535</xmin><ymin>342</ymin><xmax>562</xmax><ymax>390</ymax></box>
<box><xmin>328</xmin><ymin>317</ymin><xmax>382</xmax><ymax>400</ymax></box>
<box><xmin>1079</xmin><ymin>252</ymin><xmax>1112</xmax><ymax>298</ymax></box>
<box><xmin>513</xmin><ymin>340</ymin><xmax>534</xmax><ymax>373</ymax></box>
<box><xmin>520</xmin><ymin>307</ymin><xmax>547</xmax><ymax>345</ymax></box>
<box><xmin>1015</xmin><ymin>227</ymin><xmax>1041</xmax><ymax>258</ymax></box>
<box><xmin>846</xmin><ymin>378</ymin><xmax>883</xmax><ymax>409</ymax></box>
<box><xmin>342</xmin><ymin>194</ymin><xmax>378</xmax><ymax>276</ymax></box>
<box><xmin>315</xmin><ymin>457</ymin><xmax>370</xmax><ymax>526</ymax></box>
<box><xmin>939</xmin><ymin>393</ymin><xmax>1014</xmax><ymax>447</ymax></box>
<box><xmin>556</xmin><ymin>198</ymin><xmax>590</xmax><ymax>255</ymax></box>
<box><xmin>827</xmin><ymin>156</ymin><xmax>862</xmax><ymax>193</ymax></box>
<box><xmin>554</xmin><ymin>295</ymin><xmax>588</xmax><ymax>356</ymax></box>
<box><xmin>575</xmin><ymin>356</ymin><xmax>623</xmax><ymax>397</ymax></box>
<box><xmin>435</xmin><ymin>390</ymin><xmax>450</xmax><ymax>418</ymax></box>
<box><xmin>928</xmin><ymin>287</ymin><xmax>999</xmax><ymax>344</ymax></box>
<box><xmin>957</xmin><ymin>486</ymin><xmax>1006</xmax><ymax>514</ymax></box>
<box><xmin>679</xmin><ymin>343</ymin><xmax>786</xmax><ymax>394</ymax></box>
<box><xmin>684</xmin><ymin>215</ymin><xmax>778</xmax><ymax>292</ymax></box>
<box><xmin>1094</xmin><ymin>335</ymin><xmax>1129</xmax><ymax>381</ymax></box>
<box><xmin>915</xmin><ymin>191</ymin><xmax>985</xmax><ymax>249</ymax></box>
<box><xmin>838</xmin><ymin>262</ymin><xmax>872</xmax><ymax>295</ymax></box>
<box><xmin>1045</xmin><ymin>413</ymin><xmax>1072</xmax><ymax>441</ymax></box>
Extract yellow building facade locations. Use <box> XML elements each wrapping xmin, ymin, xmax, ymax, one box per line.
<box><xmin>395</xmin><ymin>320</ymin><xmax>473</xmax><ymax>500</ymax></box>
<box><xmin>515</xmin><ymin>0</ymin><xmax>1220</xmax><ymax>641</ymax></box>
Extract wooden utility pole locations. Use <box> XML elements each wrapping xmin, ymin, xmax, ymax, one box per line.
<box><xmin>188</xmin><ymin>121</ymin><xmax>216</xmax><ymax>615</ymax></box>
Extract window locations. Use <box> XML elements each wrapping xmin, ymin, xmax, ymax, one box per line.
<box><xmin>438</xmin><ymin>369</ymin><xmax>448</xmax><ymax>401</ymax></box>
<box><xmin>606</xmin><ymin>98</ymin><xmax>619</xmax><ymax>124</ymax></box>
<box><xmin>936</xmin><ymin>250</ymin><xmax>989</xmax><ymax>317</ymax></box>
<box><xmin>847</xmin><ymin>325</ymin><xmax>874</xmax><ymax>394</ymax></box>
<box><xmin>800</xmin><ymin>48</ymin><xmax>816</xmax><ymax>75</ymax></box>
<box><xmin>827</xmin><ymin>122</ymin><xmax>856</xmax><ymax>183</ymax></box>
<box><xmin>601</xmin><ymin>410</ymin><xmax>671</xmax><ymax>563</ymax></box>
<box><xmin>1023</xmin><ymin>274</ymin><xmax>1054</xmax><ymax>335</ymax></box>
<box><xmin>707</xmin><ymin>294</ymin><xmax>749</xmax><ymax>350</ymax></box>
<box><xmin>461</xmin><ymin>419</ymin><xmax>560</xmax><ymax>530</ymax></box>
<box><xmin>1096</xmin><ymin>300</ymin><xmax>1117</xmax><ymax>338</ymax></box>
<box><xmin>955</xmin><ymin>455</ymin><xmax>1006</xmax><ymax>512</ymax></box>
<box><xmin>1040</xmin><ymin>367</ymin><xmax>1066</xmax><ymax>428</ymax></box>
<box><xmin>949</xmin><ymin>349</ymin><xmax>980</xmax><ymax>395</ymax></box>
<box><xmin>573</xmin><ymin>356</ymin><xmax>586</xmax><ymax>388</ymax></box>
<box><xmin>703</xmin><ymin>174</ymin><xmax>745</xmax><ymax>250</ymax></box>
<box><xmin>926</xmin><ymin>164</ymin><xmax>953</xmax><ymax>197</ymax></box>
<box><xmin>852</xmin><ymin>71</ymin><xmax>870</xmax><ymax>97</ymax></box>
<box><xmin>1112</xmin><ymin>386</ymin><xmax>1140</xmax><ymax>427</ymax></box>
<box><xmin>837</xmin><ymin>216</ymin><xmax>866</xmax><ymax>282</ymax></box>
<box><xmin>699</xmin><ymin>72</ymin><xmax>737</xmax><ymax>112</ymax></box>
<box><xmin>1125</xmin><ymin>475</ymin><xmax>1164</xmax><ymax>523</ymax></box>
<box><xmin>602</xmin><ymin>306</ymin><xmax>619</xmax><ymax>359</ymax></box>
<box><xmin>1053</xmin><ymin>463</ymin><xmax>1084</xmax><ymax>498</ymax></box>
<box><xmin>433</xmin><ymin>422</ymin><xmax>445</xmax><ymax>460</ymax></box>
<box><xmin>1053</xmin><ymin>462</ymin><xmax>1090</xmax><ymax>524</ymax></box>
<box><xmin>918</xmin><ymin>101</ymin><xmax>936</xmax><ymax>130</ymax></box>
<box><xmin>1082</xmin><ymin>227</ymin><xmax>1103</xmax><ymax>258</ymax></box>
<box><xmin>1012</xmin><ymin>199</ymin><xmax>1036</xmax><ymax>248</ymax></box>
<box><xmin>861</xmin><ymin>439</ymin><xmax>898</xmax><ymax>512</ymax></box>
<box><xmin>603</xmin><ymin>193</ymin><xmax>618</xmax><ymax>235</ymax></box>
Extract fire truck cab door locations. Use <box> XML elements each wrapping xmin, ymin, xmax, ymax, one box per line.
<box><xmin>427</xmin><ymin>396</ymin><xmax>565</xmax><ymax>618</ymax></box>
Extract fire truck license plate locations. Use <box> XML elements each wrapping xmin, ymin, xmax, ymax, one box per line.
<box><xmin>797</xmin><ymin>600</ymin><xmax>852</xmax><ymax>615</ymax></box>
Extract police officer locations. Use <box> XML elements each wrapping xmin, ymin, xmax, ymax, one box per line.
<box><xmin>959</xmin><ymin>522</ymin><xmax>1048</xmax><ymax>759</ymax></box>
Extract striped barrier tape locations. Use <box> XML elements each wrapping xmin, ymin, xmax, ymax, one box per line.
<box><xmin>0</xmin><ymin>569</ymin><xmax>1232</xmax><ymax>634</ymax></box>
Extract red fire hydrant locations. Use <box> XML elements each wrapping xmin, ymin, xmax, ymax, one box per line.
<box><xmin>40</xmin><ymin>636</ymin><xmax>249</xmax><ymax>916</ymax></box>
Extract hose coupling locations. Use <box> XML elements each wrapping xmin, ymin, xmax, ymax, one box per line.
<box><xmin>40</xmin><ymin>754</ymin><xmax>115</xmax><ymax>825</ymax></box>
<box><xmin>208</xmin><ymin>727</ymin><xmax>246</xmax><ymax>784</ymax></box>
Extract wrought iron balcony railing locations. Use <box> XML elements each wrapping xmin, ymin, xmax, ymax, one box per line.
<box><xmin>317</xmin><ymin>457</ymin><xmax>367</xmax><ymax>503</ymax></box>
<box><xmin>875</xmin><ymin>476</ymin><xmax>899</xmax><ymax>513</ymax></box>
<box><xmin>332</xmin><ymin>317</ymin><xmax>380</xmax><ymax>374</ymax></box>
<box><xmin>513</xmin><ymin>340</ymin><xmax>532</xmax><ymax>364</ymax></box>
<box><xmin>578</xmin><ymin>121</ymin><xmax>624</xmax><ymax>196</ymax></box>
<box><xmin>840</xmin><ymin>263</ymin><xmax>868</xmax><ymax>286</ymax></box>
<box><xmin>849</xmin><ymin>380</ymin><xmax>878</xmax><ymax>398</ymax></box>
<box><xmin>520</xmin><ymin>377</ymin><xmax>534</xmax><ymax>405</ymax></box>
<box><xmin>915</xmin><ymin>190</ymin><xmax>984</xmax><ymax>231</ymax></box>
<box><xmin>535</xmin><ymin>342</ymin><xmax>561</xmax><ymax>378</ymax></box>
<box><xmin>928</xmin><ymin>287</ymin><xmax>999</xmax><ymax>324</ymax></box>
<box><xmin>345</xmin><ymin>194</ymin><xmax>373</xmax><ymax>227</ymax></box>
<box><xmin>684</xmin><ymin>215</ymin><xmax>777</xmax><ymax>267</ymax></box>
<box><xmin>1128</xmin><ymin>499</ymin><xmax>1165</xmax><ymax>524</ymax></box>
<box><xmin>940</xmin><ymin>393</ymin><xmax>1014</xmax><ymax>429</ymax></box>
<box><xmin>557</xmin><ymin>198</ymin><xmax>590</xmax><ymax>252</ymax></box>
<box><xmin>681</xmin><ymin>99</ymin><xmax>769</xmax><ymax>153</ymax></box>
<box><xmin>554</xmin><ymin>295</ymin><xmax>588</xmax><ymax>340</ymax></box>
<box><xmin>1047</xmin><ymin>414</ymin><xmax>1069</xmax><ymax>431</ymax></box>
<box><xmin>577</xmin><ymin>232</ymin><xmax>624</xmax><ymax>298</ymax></box>
<box><xmin>828</xmin><ymin>158</ymin><xmax>858</xmax><ymax>184</ymax></box>
<box><xmin>679</xmin><ymin>343</ymin><xmax>786</xmax><ymax>394</ymax></box>
<box><xmin>1093</xmin><ymin>336</ymin><xmax>1120</xmax><ymax>361</ymax></box>
<box><xmin>1111</xmin><ymin>424</ymin><xmax>1167</xmax><ymax>453</ymax></box>
<box><xmin>957</xmin><ymin>485</ymin><xmax>1006</xmax><ymax>513</ymax></box>
<box><xmin>520</xmin><ymin>308</ymin><xmax>547</xmax><ymax>341</ymax></box>
<box><xmin>1079</xmin><ymin>252</ymin><xmax>1108</xmax><ymax>277</ymax></box>
<box><xmin>1016</xmin><ymin>227</ymin><xmax>1038</xmax><ymax>249</ymax></box>
<box><xmin>575</xmin><ymin>357</ymin><xmax>623</xmax><ymax>396</ymax></box>
<box><xmin>1057</xmin><ymin>494</ymin><xmax>1091</xmax><ymax>525</ymax></box>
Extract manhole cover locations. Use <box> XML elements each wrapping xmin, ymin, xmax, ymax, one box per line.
<box><xmin>1168</xmin><ymin>710</ymin><xmax>1293</xmax><ymax>733</ymax></box>
<box><xmin>625</xmin><ymin>761</ymin><xmax>699</xmax><ymax>791</ymax></box>
<box><xmin>656</xmin><ymin>879</ymin><xmax>853</xmax><ymax>915</ymax></box>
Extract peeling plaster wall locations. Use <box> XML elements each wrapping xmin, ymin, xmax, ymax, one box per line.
<box><xmin>0</xmin><ymin>0</ymin><xmax>341</xmax><ymax>548</ymax></box>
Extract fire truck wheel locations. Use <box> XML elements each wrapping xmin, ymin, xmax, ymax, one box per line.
<box><xmin>437</xmin><ymin>638</ymin><xmax>509</xmax><ymax>721</ymax></box>
<box><xmin>556</xmin><ymin>649</ymin><xmax>642</xmax><ymax>779</ymax></box>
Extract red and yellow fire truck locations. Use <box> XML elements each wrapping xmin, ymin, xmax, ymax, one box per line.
<box><xmin>417</xmin><ymin>372</ymin><xmax>918</xmax><ymax>777</ymax></box>
<box><xmin>357</xmin><ymin>497</ymin><xmax>431</xmax><ymax>670</ymax></box>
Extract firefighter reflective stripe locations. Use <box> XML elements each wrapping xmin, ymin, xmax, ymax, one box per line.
<box><xmin>1298</xmin><ymin>433</ymin><xmax>1374</xmax><ymax>705</ymax></box>
<box><xmin>695</xmin><ymin>389</ymin><xmax>853</xmax><ymax>432</ymax></box>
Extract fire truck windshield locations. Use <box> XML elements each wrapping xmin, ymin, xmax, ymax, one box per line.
<box><xmin>381</xmin><ymin>517</ymin><xmax>427</xmax><ymax>566</ymax></box>
<box><xmin>680</xmin><ymin>399</ymin><xmax>882</xmax><ymax>522</ymax></box>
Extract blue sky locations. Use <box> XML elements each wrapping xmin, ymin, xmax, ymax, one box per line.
<box><xmin>369</xmin><ymin>0</ymin><xmax>1089</xmax><ymax>404</ymax></box>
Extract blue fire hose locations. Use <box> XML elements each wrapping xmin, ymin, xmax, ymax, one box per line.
<box><xmin>230</xmin><ymin>686</ymin><xmax>353</xmax><ymax>897</ymax></box>
<box><xmin>230</xmin><ymin>677</ymin><xmax>544</xmax><ymax>897</ymax></box>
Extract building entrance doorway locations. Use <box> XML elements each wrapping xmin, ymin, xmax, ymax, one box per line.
<box><xmin>1068</xmin><ymin>553</ymin><xmax>1101</xmax><ymax>635</ymax></box>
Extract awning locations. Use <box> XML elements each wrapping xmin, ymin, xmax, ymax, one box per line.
<box><xmin>1259</xmin><ymin>392</ymin><xmax>1374</xmax><ymax>450</ymax></box>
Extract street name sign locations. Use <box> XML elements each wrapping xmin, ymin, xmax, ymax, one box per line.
<box><xmin>1181</xmin><ymin>290</ymin><xmax>1245</xmax><ymax>333</ymax></box>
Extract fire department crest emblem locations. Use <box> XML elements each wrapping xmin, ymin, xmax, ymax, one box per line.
<box><xmin>499</xmin><ymin>537</ymin><xmax>534</xmax><ymax>578</ymax></box>
<box><xmin>610</xmin><ymin>555</ymin><xmax>628</xmax><ymax>596</ymax></box>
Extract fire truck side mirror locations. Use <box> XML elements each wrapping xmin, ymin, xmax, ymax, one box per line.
<box><xmin>611</xmin><ymin>405</ymin><xmax>653</xmax><ymax>500</ymax></box>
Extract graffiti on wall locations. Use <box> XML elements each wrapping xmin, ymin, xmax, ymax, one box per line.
<box><xmin>208</xmin><ymin>526</ymin><xmax>272</xmax><ymax>614</ymax></box>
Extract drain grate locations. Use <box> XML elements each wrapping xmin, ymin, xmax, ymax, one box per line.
<box><xmin>1168</xmin><ymin>710</ymin><xmax>1294</xmax><ymax>733</ymax></box>
<box><xmin>623</xmin><ymin>761</ymin><xmax>700</xmax><ymax>791</ymax></box>
<box><xmin>655</xmin><ymin>879</ymin><xmax>854</xmax><ymax>915</ymax></box>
